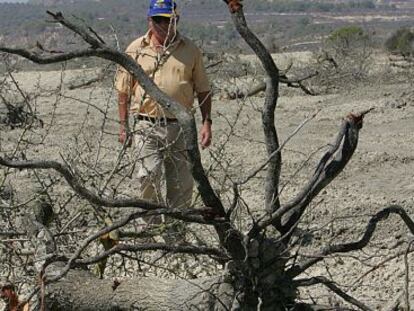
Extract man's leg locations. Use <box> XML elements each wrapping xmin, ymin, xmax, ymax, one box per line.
<box><xmin>164</xmin><ymin>123</ymin><xmax>194</xmax><ymax>210</ymax></box>
<box><xmin>163</xmin><ymin>123</ymin><xmax>194</xmax><ymax>243</ymax></box>
<box><xmin>134</xmin><ymin>121</ymin><xmax>164</xmax><ymax>223</ymax></box>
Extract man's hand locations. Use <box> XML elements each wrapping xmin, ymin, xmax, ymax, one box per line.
<box><xmin>197</xmin><ymin>91</ymin><xmax>212</xmax><ymax>150</ymax></box>
<box><xmin>119</xmin><ymin>125</ymin><xmax>132</xmax><ymax>147</ymax></box>
<box><xmin>118</xmin><ymin>92</ymin><xmax>131</xmax><ymax>147</ymax></box>
<box><xmin>200</xmin><ymin>121</ymin><xmax>212</xmax><ymax>149</ymax></box>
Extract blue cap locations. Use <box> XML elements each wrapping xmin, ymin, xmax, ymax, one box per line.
<box><xmin>148</xmin><ymin>0</ymin><xmax>178</xmax><ymax>18</ymax></box>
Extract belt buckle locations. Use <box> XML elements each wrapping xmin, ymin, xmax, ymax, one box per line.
<box><xmin>136</xmin><ymin>115</ymin><xmax>175</xmax><ymax>126</ymax></box>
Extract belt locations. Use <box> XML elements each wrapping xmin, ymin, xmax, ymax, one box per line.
<box><xmin>135</xmin><ymin>115</ymin><xmax>178</xmax><ymax>124</ymax></box>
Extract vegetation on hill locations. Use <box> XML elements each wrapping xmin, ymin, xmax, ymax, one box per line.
<box><xmin>0</xmin><ymin>0</ymin><xmax>409</xmax><ymax>65</ymax></box>
<box><xmin>327</xmin><ymin>25</ymin><xmax>370</xmax><ymax>54</ymax></box>
<box><xmin>244</xmin><ymin>0</ymin><xmax>377</xmax><ymax>12</ymax></box>
<box><xmin>385</xmin><ymin>27</ymin><xmax>414</xmax><ymax>57</ymax></box>
<box><xmin>27</xmin><ymin>0</ymin><xmax>379</xmax><ymax>12</ymax></box>
<box><xmin>1</xmin><ymin>0</ymin><xmax>380</xmax><ymax>48</ymax></box>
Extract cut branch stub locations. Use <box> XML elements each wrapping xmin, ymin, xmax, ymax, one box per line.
<box><xmin>278</xmin><ymin>111</ymin><xmax>364</xmax><ymax>236</ymax></box>
<box><xmin>224</xmin><ymin>0</ymin><xmax>243</xmax><ymax>13</ymax></box>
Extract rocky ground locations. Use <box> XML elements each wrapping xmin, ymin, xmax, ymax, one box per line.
<box><xmin>0</xmin><ymin>52</ymin><xmax>413</xmax><ymax>309</ymax></box>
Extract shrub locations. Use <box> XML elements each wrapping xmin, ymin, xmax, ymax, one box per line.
<box><xmin>385</xmin><ymin>27</ymin><xmax>414</xmax><ymax>57</ymax></box>
<box><xmin>327</xmin><ymin>25</ymin><xmax>369</xmax><ymax>56</ymax></box>
<box><xmin>311</xmin><ymin>26</ymin><xmax>373</xmax><ymax>93</ymax></box>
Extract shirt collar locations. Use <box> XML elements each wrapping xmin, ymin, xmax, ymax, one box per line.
<box><xmin>141</xmin><ymin>30</ymin><xmax>183</xmax><ymax>50</ymax></box>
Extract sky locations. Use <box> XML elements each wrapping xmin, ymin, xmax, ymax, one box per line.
<box><xmin>0</xmin><ymin>0</ymin><xmax>29</xmax><ymax>2</ymax></box>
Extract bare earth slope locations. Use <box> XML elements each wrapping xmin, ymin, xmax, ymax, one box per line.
<box><xmin>1</xmin><ymin>59</ymin><xmax>413</xmax><ymax>308</ymax></box>
<box><xmin>211</xmin><ymin>77</ymin><xmax>414</xmax><ymax>307</ymax></box>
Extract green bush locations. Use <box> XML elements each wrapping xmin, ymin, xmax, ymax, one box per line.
<box><xmin>385</xmin><ymin>28</ymin><xmax>414</xmax><ymax>57</ymax></box>
<box><xmin>313</xmin><ymin>25</ymin><xmax>373</xmax><ymax>92</ymax></box>
<box><xmin>327</xmin><ymin>25</ymin><xmax>368</xmax><ymax>52</ymax></box>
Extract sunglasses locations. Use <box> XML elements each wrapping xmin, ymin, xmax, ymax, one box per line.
<box><xmin>151</xmin><ymin>16</ymin><xmax>179</xmax><ymax>24</ymax></box>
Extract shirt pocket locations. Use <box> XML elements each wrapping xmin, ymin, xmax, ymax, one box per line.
<box><xmin>139</xmin><ymin>55</ymin><xmax>159</xmax><ymax>77</ymax></box>
<box><xmin>172</xmin><ymin>59</ymin><xmax>192</xmax><ymax>84</ymax></box>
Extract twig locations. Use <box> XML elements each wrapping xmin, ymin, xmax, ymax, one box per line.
<box><xmin>350</xmin><ymin>248</ymin><xmax>414</xmax><ymax>290</ymax></box>
<box><xmin>206</xmin><ymin>60</ymin><xmax>223</xmax><ymax>69</ymax></box>
<box><xmin>288</xmin><ymin>205</ymin><xmax>414</xmax><ymax>277</ymax></box>
<box><xmin>404</xmin><ymin>240</ymin><xmax>414</xmax><ymax>310</ymax></box>
<box><xmin>77</xmin><ymin>243</ymin><xmax>228</xmax><ymax>266</ymax></box>
<box><xmin>58</xmin><ymin>212</ymin><xmax>82</xmax><ymax>234</ymax></box>
<box><xmin>294</xmin><ymin>276</ymin><xmax>373</xmax><ymax>311</ymax></box>
<box><xmin>109</xmin><ymin>24</ymin><xmax>121</xmax><ymax>52</ymax></box>
<box><xmin>237</xmin><ymin>110</ymin><xmax>319</xmax><ymax>185</ymax></box>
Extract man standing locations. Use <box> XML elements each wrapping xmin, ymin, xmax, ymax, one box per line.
<box><xmin>115</xmin><ymin>0</ymin><xmax>212</xmax><ymax>216</ymax></box>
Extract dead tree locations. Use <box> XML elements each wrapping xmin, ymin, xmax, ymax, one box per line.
<box><xmin>0</xmin><ymin>1</ymin><xmax>413</xmax><ymax>310</ymax></box>
<box><xmin>225</xmin><ymin>72</ymin><xmax>318</xmax><ymax>99</ymax></box>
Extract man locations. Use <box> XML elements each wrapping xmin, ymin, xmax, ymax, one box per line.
<box><xmin>115</xmin><ymin>0</ymin><xmax>212</xmax><ymax>218</ymax></box>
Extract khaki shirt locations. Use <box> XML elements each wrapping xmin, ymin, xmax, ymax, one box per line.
<box><xmin>115</xmin><ymin>32</ymin><xmax>211</xmax><ymax>119</ymax></box>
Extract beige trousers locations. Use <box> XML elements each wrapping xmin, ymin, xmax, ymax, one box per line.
<box><xmin>134</xmin><ymin>120</ymin><xmax>193</xmax><ymax>217</ymax></box>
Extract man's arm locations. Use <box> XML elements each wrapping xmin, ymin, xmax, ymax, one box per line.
<box><xmin>118</xmin><ymin>92</ymin><xmax>131</xmax><ymax>146</ymax></box>
<box><xmin>198</xmin><ymin>91</ymin><xmax>212</xmax><ymax>149</ymax></box>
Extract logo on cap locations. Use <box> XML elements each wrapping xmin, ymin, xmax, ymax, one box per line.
<box><xmin>148</xmin><ymin>0</ymin><xmax>178</xmax><ymax>17</ymax></box>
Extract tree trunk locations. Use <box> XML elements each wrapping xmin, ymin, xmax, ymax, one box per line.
<box><xmin>42</xmin><ymin>263</ymin><xmax>233</xmax><ymax>311</ymax></box>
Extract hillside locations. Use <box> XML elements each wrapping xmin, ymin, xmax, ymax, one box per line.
<box><xmin>0</xmin><ymin>0</ymin><xmax>413</xmax><ymax>59</ymax></box>
<box><xmin>1</xmin><ymin>1</ymin><xmax>414</xmax><ymax>309</ymax></box>
<box><xmin>0</xmin><ymin>51</ymin><xmax>413</xmax><ymax>309</ymax></box>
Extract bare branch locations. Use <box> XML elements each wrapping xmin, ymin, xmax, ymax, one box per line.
<box><xmin>237</xmin><ymin>110</ymin><xmax>319</xmax><ymax>186</ymax></box>
<box><xmin>350</xmin><ymin>248</ymin><xmax>414</xmax><ymax>290</ymax></box>
<box><xmin>288</xmin><ymin>205</ymin><xmax>414</xmax><ymax>277</ymax></box>
<box><xmin>45</xmin><ymin>210</ymin><xmax>228</xmax><ymax>285</ymax></box>
<box><xmin>225</xmin><ymin>3</ymin><xmax>282</xmax><ymax>224</ymax></box>
<box><xmin>384</xmin><ymin>292</ymin><xmax>404</xmax><ymax>311</ymax></box>
<box><xmin>67</xmin><ymin>71</ymin><xmax>106</xmax><ymax>90</ymax></box>
<box><xmin>251</xmin><ymin>110</ymin><xmax>373</xmax><ymax>238</ymax></box>
<box><xmin>404</xmin><ymin>241</ymin><xmax>414</xmax><ymax>311</ymax></box>
<box><xmin>0</xmin><ymin>46</ymin><xmax>100</xmax><ymax>64</ymax></box>
<box><xmin>205</xmin><ymin>60</ymin><xmax>223</xmax><ymax>69</ymax></box>
<box><xmin>293</xmin><ymin>276</ymin><xmax>373</xmax><ymax>311</ymax></box>
<box><xmin>227</xmin><ymin>72</ymin><xmax>318</xmax><ymax>99</ymax></box>
<box><xmin>77</xmin><ymin>243</ymin><xmax>228</xmax><ymax>266</ymax></box>
<box><xmin>46</xmin><ymin>11</ymin><xmax>104</xmax><ymax>48</ymax></box>
<box><xmin>0</xmin><ymin>157</ymin><xmax>223</xmax><ymax>225</ymax></box>
<box><xmin>0</xmin><ymin>231</ymin><xmax>25</xmax><ymax>237</ymax></box>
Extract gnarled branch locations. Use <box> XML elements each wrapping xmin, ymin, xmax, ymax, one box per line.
<box><xmin>0</xmin><ymin>157</ymin><xmax>223</xmax><ymax>225</ymax></box>
<box><xmin>288</xmin><ymin>205</ymin><xmax>414</xmax><ymax>277</ymax></box>
<box><xmin>77</xmin><ymin>243</ymin><xmax>228</xmax><ymax>266</ymax></box>
<box><xmin>294</xmin><ymin>276</ymin><xmax>372</xmax><ymax>311</ymax></box>
<box><xmin>226</xmin><ymin>72</ymin><xmax>318</xmax><ymax>99</ymax></box>
<box><xmin>226</xmin><ymin>4</ymin><xmax>282</xmax><ymax>228</ymax></box>
<box><xmin>251</xmin><ymin>110</ymin><xmax>372</xmax><ymax>238</ymax></box>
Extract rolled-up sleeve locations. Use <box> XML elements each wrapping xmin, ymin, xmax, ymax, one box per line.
<box><xmin>115</xmin><ymin>66</ymin><xmax>134</xmax><ymax>94</ymax></box>
<box><xmin>193</xmin><ymin>49</ymin><xmax>211</xmax><ymax>94</ymax></box>
<box><xmin>115</xmin><ymin>38</ymin><xmax>141</xmax><ymax>95</ymax></box>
